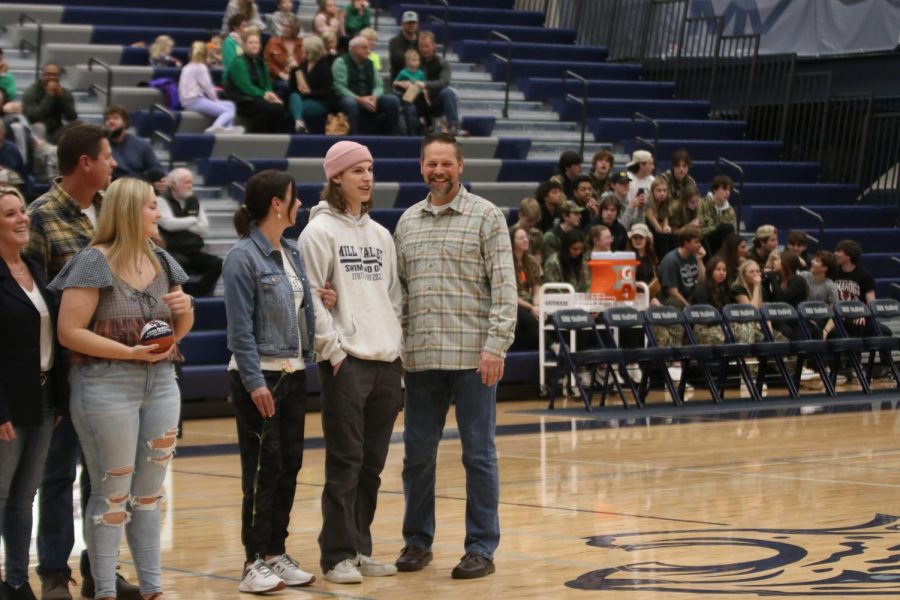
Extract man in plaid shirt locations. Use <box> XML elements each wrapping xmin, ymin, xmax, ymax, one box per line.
<box><xmin>24</xmin><ymin>124</ymin><xmax>141</xmax><ymax>600</ymax></box>
<box><xmin>394</xmin><ymin>133</ymin><xmax>517</xmax><ymax>580</ymax></box>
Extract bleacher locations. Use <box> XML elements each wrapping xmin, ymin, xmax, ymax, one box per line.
<box><xmin>2</xmin><ymin>0</ymin><xmax>897</xmax><ymax>410</ymax></box>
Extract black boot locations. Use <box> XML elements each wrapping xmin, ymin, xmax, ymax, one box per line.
<box><xmin>80</xmin><ymin>552</ymin><xmax>141</xmax><ymax>600</ymax></box>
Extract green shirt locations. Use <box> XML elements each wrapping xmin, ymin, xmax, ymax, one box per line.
<box><xmin>697</xmin><ymin>194</ymin><xmax>736</xmax><ymax>236</ymax></box>
<box><xmin>343</xmin><ymin>3</ymin><xmax>373</xmax><ymax>37</ymax></box>
<box><xmin>229</xmin><ymin>54</ymin><xmax>273</xmax><ymax>97</ymax></box>
<box><xmin>332</xmin><ymin>53</ymin><xmax>382</xmax><ymax>98</ymax></box>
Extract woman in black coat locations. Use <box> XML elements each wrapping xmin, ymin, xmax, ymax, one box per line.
<box><xmin>0</xmin><ymin>186</ymin><xmax>66</xmax><ymax>598</ymax></box>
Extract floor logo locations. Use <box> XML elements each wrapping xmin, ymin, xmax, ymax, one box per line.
<box><xmin>568</xmin><ymin>514</ymin><xmax>900</xmax><ymax>595</ymax></box>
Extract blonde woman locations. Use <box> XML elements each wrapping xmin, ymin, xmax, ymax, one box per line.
<box><xmin>288</xmin><ymin>36</ymin><xmax>334</xmax><ymax>133</ymax></box>
<box><xmin>51</xmin><ymin>178</ymin><xmax>194</xmax><ymax>600</ymax></box>
<box><xmin>149</xmin><ymin>35</ymin><xmax>181</xmax><ymax>68</ymax></box>
<box><xmin>179</xmin><ymin>41</ymin><xmax>243</xmax><ymax>134</ymax></box>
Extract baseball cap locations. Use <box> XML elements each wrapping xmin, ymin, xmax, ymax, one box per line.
<box><xmin>754</xmin><ymin>224</ymin><xmax>777</xmax><ymax>240</ymax></box>
<box><xmin>401</xmin><ymin>10</ymin><xmax>418</xmax><ymax>23</ymax></box>
<box><xmin>610</xmin><ymin>171</ymin><xmax>630</xmax><ymax>185</ymax></box>
<box><xmin>561</xmin><ymin>200</ymin><xmax>585</xmax><ymax>214</ymax></box>
<box><xmin>627</xmin><ymin>223</ymin><xmax>652</xmax><ymax>239</ymax></box>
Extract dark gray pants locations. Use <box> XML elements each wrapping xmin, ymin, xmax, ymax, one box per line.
<box><xmin>317</xmin><ymin>356</ymin><xmax>403</xmax><ymax>572</ymax></box>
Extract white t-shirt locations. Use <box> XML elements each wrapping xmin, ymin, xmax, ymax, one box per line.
<box><xmin>82</xmin><ymin>204</ymin><xmax>97</xmax><ymax>228</ymax></box>
<box><xmin>21</xmin><ymin>283</ymin><xmax>54</xmax><ymax>371</ymax></box>
<box><xmin>228</xmin><ymin>251</ymin><xmax>306</xmax><ymax>376</ymax></box>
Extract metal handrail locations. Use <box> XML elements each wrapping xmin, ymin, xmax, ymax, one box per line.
<box><xmin>231</xmin><ymin>181</ymin><xmax>246</xmax><ymax>200</ymax></box>
<box><xmin>795</xmin><ymin>206</ymin><xmax>824</xmax><ymax>248</ymax></box>
<box><xmin>432</xmin><ymin>0</ymin><xmax>449</xmax><ymax>58</ymax></box>
<box><xmin>227</xmin><ymin>154</ymin><xmax>255</xmax><ymax>185</ymax></box>
<box><xmin>150</xmin><ymin>103</ymin><xmax>176</xmax><ymax>136</ymax></box>
<box><xmin>488</xmin><ymin>30</ymin><xmax>512</xmax><ymax>119</ymax></box>
<box><xmin>891</xmin><ymin>257</ymin><xmax>900</xmax><ymax>270</ymax></box>
<box><xmin>631</xmin><ymin>112</ymin><xmax>659</xmax><ymax>151</ymax></box>
<box><xmin>18</xmin><ymin>14</ymin><xmax>43</xmax><ymax>81</ymax></box>
<box><xmin>426</xmin><ymin>12</ymin><xmax>449</xmax><ymax>59</ymax></box>
<box><xmin>88</xmin><ymin>83</ymin><xmax>109</xmax><ymax>106</ymax></box>
<box><xmin>563</xmin><ymin>70</ymin><xmax>588</xmax><ymax>158</ymax></box>
<box><xmin>715</xmin><ymin>157</ymin><xmax>744</xmax><ymax>233</ymax></box>
<box><xmin>634</xmin><ymin>136</ymin><xmax>657</xmax><ymax>156</ymax></box>
<box><xmin>87</xmin><ymin>58</ymin><xmax>113</xmax><ymax>108</ymax></box>
<box><xmin>151</xmin><ymin>130</ymin><xmax>173</xmax><ymax>172</ymax></box>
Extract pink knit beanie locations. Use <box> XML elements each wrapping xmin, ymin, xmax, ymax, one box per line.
<box><xmin>323</xmin><ymin>141</ymin><xmax>373</xmax><ymax>180</ymax></box>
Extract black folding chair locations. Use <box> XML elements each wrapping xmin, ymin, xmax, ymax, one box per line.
<box><xmin>832</xmin><ymin>301</ymin><xmax>876</xmax><ymax>394</ymax></box>
<box><xmin>547</xmin><ymin>309</ymin><xmax>638</xmax><ymax>411</ymax></box>
<box><xmin>787</xmin><ymin>301</ymin><xmax>840</xmax><ymax>397</ymax></box>
<box><xmin>643</xmin><ymin>305</ymin><xmax>722</xmax><ymax>403</ymax></box>
<box><xmin>600</xmin><ymin>306</ymin><xmax>680</xmax><ymax>407</ymax></box>
<box><xmin>752</xmin><ymin>303</ymin><xmax>805</xmax><ymax>399</ymax></box>
<box><xmin>685</xmin><ymin>304</ymin><xmax>760</xmax><ymax>402</ymax></box>
<box><xmin>867</xmin><ymin>299</ymin><xmax>900</xmax><ymax>388</ymax></box>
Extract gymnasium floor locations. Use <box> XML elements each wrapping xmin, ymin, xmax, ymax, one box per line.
<box><xmin>44</xmin><ymin>381</ymin><xmax>900</xmax><ymax>599</ymax></box>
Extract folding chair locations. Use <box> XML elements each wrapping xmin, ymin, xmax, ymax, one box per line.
<box><xmin>747</xmin><ymin>303</ymin><xmax>803</xmax><ymax>399</ymax></box>
<box><xmin>793</xmin><ymin>301</ymin><xmax>840</xmax><ymax>397</ymax></box>
<box><xmin>867</xmin><ymin>299</ymin><xmax>900</xmax><ymax>388</ymax></box>
<box><xmin>600</xmin><ymin>306</ymin><xmax>680</xmax><ymax>407</ymax></box>
<box><xmin>685</xmin><ymin>304</ymin><xmax>760</xmax><ymax>402</ymax></box>
<box><xmin>547</xmin><ymin>309</ymin><xmax>638</xmax><ymax>411</ymax></box>
<box><xmin>643</xmin><ymin>305</ymin><xmax>722</xmax><ymax>403</ymax></box>
<box><xmin>832</xmin><ymin>301</ymin><xmax>876</xmax><ymax>394</ymax></box>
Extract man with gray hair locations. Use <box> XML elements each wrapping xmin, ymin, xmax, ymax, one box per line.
<box><xmin>157</xmin><ymin>167</ymin><xmax>222</xmax><ymax>296</ymax></box>
<box><xmin>332</xmin><ymin>35</ymin><xmax>401</xmax><ymax>135</ymax></box>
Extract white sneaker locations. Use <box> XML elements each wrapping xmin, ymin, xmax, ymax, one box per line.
<box><xmin>800</xmin><ymin>367</ymin><xmax>819</xmax><ymax>381</ymax></box>
<box><xmin>356</xmin><ymin>553</ymin><xmax>397</xmax><ymax>577</ymax></box>
<box><xmin>239</xmin><ymin>559</ymin><xmax>286</xmax><ymax>594</ymax></box>
<box><xmin>324</xmin><ymin>558</ymin><xmax>363</xmax><ymax>584</ymax></box>
<box><xmin>228</xmin><ymin>125</ymin><xmax>246</xmax><ymax>134</ymax></box>
<box><xmin>266</xmin><ymin>553</ymin><xmax>315</xmax><ymax>586</ymax></box>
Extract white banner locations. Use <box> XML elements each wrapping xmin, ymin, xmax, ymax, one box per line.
<box><xmin>688</xmin><ymin>0</ymin><xmax>900</xmax><ymax>56</ymax></box>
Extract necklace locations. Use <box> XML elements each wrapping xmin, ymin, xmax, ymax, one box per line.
<box><xmin>8</xmin><ymin>263</ymin><xmax>26</xmax><ymax>277</ymax></box>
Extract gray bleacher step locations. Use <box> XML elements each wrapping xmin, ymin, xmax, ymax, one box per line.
<box><xmin>459</xmin><ymin>99</ymin><xmax>547</xmax><ymax>112</ymax></box>
<box><xmin>528</xmin><ymin>142</ymin><xmax>615</xmax><ymax>160</ymax></box>
<box><xmin>457</xmin><ymin>88</ymin><xmax>525</xmax><ymax>102</ymax></box>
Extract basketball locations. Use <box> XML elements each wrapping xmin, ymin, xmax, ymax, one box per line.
<box><xmin>140</xmin><ymin>320</ymin><xmax>175</xmax><ymax>353</ymax></box>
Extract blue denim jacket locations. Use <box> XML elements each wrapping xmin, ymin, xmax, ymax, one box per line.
<box><xmin>223</xmin><ymin>226</ymin><xmax>316</xmax><ymax>392</ymax></box>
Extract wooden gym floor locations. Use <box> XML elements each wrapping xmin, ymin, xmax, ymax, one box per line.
<box><xmin>32</xmin><ymin>379</ymin><xmax>900</xmax><ymax>598</ymax></box>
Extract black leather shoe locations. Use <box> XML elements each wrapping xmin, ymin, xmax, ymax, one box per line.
<box><xmin>80</xmin><ymin>571</ymin><xmax>141</xmax><ymax>600</ymax></box>
<box><xmin>2</xmin><ymin>581</ymin><xmax>38</xmax><ymax>600</ymax></box>
<box><xmin>395</xmin><ymin>546</ymin><xmax>433</xmax><ymax>572</ymax></box>
<box><xmin>451</xmin><ymin>553</ymin><xmax>495</xmax><ymax>579</ymax></box>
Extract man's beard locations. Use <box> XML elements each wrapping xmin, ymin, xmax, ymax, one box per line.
<box><xmin>427</xmin><ymin>177</ymin><xmax>454</xmax><ymax>196</ymax></box>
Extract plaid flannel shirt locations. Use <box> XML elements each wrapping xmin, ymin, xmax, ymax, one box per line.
<box><xmin>394</xmin><ymin>186</ymin><xmax>517</xmax><ymax>372</ymax></box>
<box><xmin>25</xmin><ymin>178</ymin><xmax>101</xmax><ymax>280</ymax></box>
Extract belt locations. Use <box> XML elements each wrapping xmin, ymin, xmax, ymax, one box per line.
<box><xmin>40</xmin><ymin>371</ymin><xmax>49</xmax><ymax>386</ymax></box>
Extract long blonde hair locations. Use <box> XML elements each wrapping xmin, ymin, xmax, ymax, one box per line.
<box><xmin>735</xmin><ymin>259</ymin><xmax>762</xmax><ymax>308</ymax></box>
<box><xmin>190</xmin><ymin>41</ymin><xmax>208</xmax><ymax>63</ymax></box>
<box><xmin>149</xmin><ymin>35</ymin><xmax>175</xmax><ymax>60</ymax></box>
<box><xmin>91</xmin><ymin>178</ymin><xmax>161</xmax><ymax>276</ymax></box>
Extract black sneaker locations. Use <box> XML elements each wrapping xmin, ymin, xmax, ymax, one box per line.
<box><xmin>2</xmin><ymin>581</ymin><xmax>38</xmax><ymax>600</ymax></box>
<box><xmin>451</xmin><ymin>553</ymin><xmax>495</xmax><ymax>579</ymax></box>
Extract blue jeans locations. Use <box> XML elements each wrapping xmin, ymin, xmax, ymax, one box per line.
<box><xmin>338</xmin><ymin>94</ymin><xmax>401</xmax><ymax>135</ymax></box>
<box><xmin>37</xmin><ymin>413</ymin><xmax>83</xmax><ymax>577</ymax></box>
<box><xmin>401</xmin><ymin>370</ymin><xmax>499</xmax><ymax>558</ymax></box>
<box><xmin>0</xmin><ymin>384</ymin><xmax>54</xmax><ymax>587</ymax></box>
<box><xmin>70</xmin><ymin>361</ymin><xmax>180</xmax><ymax>598</ymax></box>
<box><xmin>431</xmin><ymin>87</ymin><xmax>459</xmax><ymax>128</ymax></box>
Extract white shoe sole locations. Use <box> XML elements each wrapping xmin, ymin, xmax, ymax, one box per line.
<box><xmin>324</xmin><ymin>573</ymin><xmax>363</xmax><ymax>584</ymax></box>
<box><xmin>358</xmin><ymin>564</ymin><xmax>397</xmax><ymax>577</ymax></box>
<box><xmin>238</xmin><ymin>580</ymin><xmax>286</xmax><ymax>594</ymax></box>
<box><xmin>282</xmin><ymin>574</ymin><xmax>316</xmax><ymax>586</ymax></box>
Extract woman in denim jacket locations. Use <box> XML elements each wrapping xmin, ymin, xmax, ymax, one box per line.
<box><xmin>223</xmin><ymin>169</ymin><xmax>333</xmax><ymax>594</ymax></box>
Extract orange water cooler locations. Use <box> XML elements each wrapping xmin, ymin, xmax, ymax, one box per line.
<box><xmin>587</xmin><ymin>251</ymin><xmax>639</xmax><ymax>301</ymax></box>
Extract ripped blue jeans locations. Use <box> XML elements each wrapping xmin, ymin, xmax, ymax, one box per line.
<box><xmin>70</xmin><ymin>360</ymin><xmax>180</xmax><ymax>598</ymax></box>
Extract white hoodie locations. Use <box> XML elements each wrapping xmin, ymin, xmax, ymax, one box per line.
<box><xmin>298</xmin><ymin>200</ymin><xmax>403</xmax><ymax>366</ymax></box>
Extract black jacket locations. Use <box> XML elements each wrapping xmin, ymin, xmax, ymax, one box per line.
<box><xmin>0</xmin><ymin>255</ymin><xmax>67</xmax><ymax>425</ymax></box>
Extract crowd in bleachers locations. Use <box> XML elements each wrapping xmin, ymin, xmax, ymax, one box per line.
<box><xmin>509</xmin><ymin>147</ymin><xmax>890</xmax><ymax>362</ymax></box>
